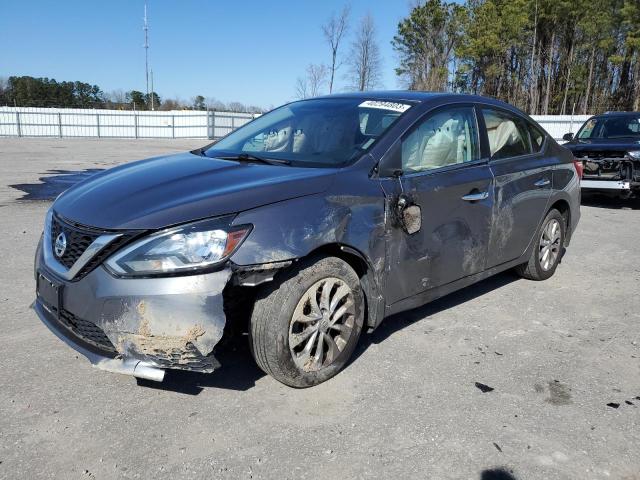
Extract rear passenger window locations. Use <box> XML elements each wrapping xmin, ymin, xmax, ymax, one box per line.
<box><xmin>528</xmin><ymin>123</ymin><xmax>546</xmax><ymax>151</ymax></box>
<box><xmin>482</xmin><ymin>109</ymin><xmax>532</xmax><ymax>159</ymax></box>
<box><xmin>402</xmin><ymin>106</ymin><xmax>479</xmax><ymax>172</ymax></box>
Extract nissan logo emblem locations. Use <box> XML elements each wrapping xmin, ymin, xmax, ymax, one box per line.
<box><xmin>54</xmin><ymin>232</ymin><xmax>67</xmax><ymax>258</ymax></box>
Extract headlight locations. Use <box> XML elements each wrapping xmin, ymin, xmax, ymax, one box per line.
<box><xmin>627</xmin><ymin>150</ymin><xmax>640</xmax><ymax>159</ymax></box>
<box><xmin>105</xmin><ymin>218</ymin><xmax>251</xmax><ymax>277</ymax></box>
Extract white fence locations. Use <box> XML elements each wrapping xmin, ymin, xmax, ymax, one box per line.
<box><xmin>0</xmin><ymin>107</ymin><xmax>589</xmax><ymax>141</ymax></box>
<box><xmin>530</xmin><ymin>115</ymin><xmax>591</xmax><ymax>142</ymax></box>
<box><xmin>0</xmin><ymin>107</ymin><xmax>258</xmax><ymax>140</ymax></box>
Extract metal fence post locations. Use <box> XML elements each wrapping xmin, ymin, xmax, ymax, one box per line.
<box><xmin>207</xmin><ymin>109</ymin><xmax>215</xmax><ymax>139</ymax></box>
<box><xmin>172</xmin><ymin>114</ymin><xmax>175</xmax><ymax>139</ymax></box>
<box><xmin>57</xmin><ymin>113</ymin><xmax>63</xmax><ymax>137</ymax></box>
<box><xmin>16</xmin><ymin>111</ymin><xmax>22</xmax><ymax>137</ymax></box>
<box><xmin>96</xmin><ymin>113</ymin><xmax>100</xmax><ymax>138</ymax></box>
<box><xmin>134</xmin><ymin>111</ymin><xmax>138</xmax><ymax>139</ymax></box>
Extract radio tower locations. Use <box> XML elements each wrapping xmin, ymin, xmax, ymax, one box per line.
<box><xmin>143</xmin><ymin>1</ymin><xmax>154</xmax><ymax>110</ymax></box>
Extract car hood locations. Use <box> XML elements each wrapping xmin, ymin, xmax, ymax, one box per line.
<box><xmin>53</xmin><ymin>152</ymin><xmax>337</xmax><ymax>229</ymax></box>
<box><xmin>565</xmin><ymin>138</ymin><xmax>640</xmax><ymax>153</ymax></box>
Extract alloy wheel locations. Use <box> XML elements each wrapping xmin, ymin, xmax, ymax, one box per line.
<box><xmin>288</xmin><ymin>277</ymin><xmax>356</xmax><ymax>372</ymax></box>
<box><xmin>539</xmin><ymin>218</ymin><xmax>561</xmax><ymax>271</ymax></box>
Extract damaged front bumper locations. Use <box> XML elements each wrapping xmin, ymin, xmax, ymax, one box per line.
<box><xmin>34</xmin><ymin>239</ymin><xmax>232</xmax><ymax>382</ymax></box>
<box><xmin>577</xmin><ymin>155</ymin><xmax>640</xmax><ymax>194</ymax></box>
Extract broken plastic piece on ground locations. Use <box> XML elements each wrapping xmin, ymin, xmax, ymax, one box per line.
<box><xmin>493</xmin><ymin>442</ymin><xmax>502</xmax><ymax>452</ymax></box>
<box><xmin>475</xmin><ymin>382</ymin><xmax>495</xmax><ymax>393</ymax></box>
<box><xmin>606</xmin><ymin>402</ymin><xmax>620</xmax><ymax>409</ymax></box>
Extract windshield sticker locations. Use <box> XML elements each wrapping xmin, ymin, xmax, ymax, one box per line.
<box><xmin>359</xmin><ymin>100</ymin><xmax>412</xmax><ymax>113</ymax></box>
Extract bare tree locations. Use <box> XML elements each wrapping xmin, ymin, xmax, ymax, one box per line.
<box><xmin>205</xmin><ymin>97</ymin><xmax>227</xmax><ymax>111</ymax></box>
<box><xmin>307</xmin><ymin>64</ymin><xmax>329</xmax><ymax>97</ymax></box>
<box><xmin>322</xmin><ymin>5</ymin><xmax>350</xmax><ymax>93</ymax></box>
<box><xmin>109</xmin><ymin>89</ymin><xmax>127</xmax><ymax>104</ymax></box>
<box><xmin>295</xmin><ymin>64</ymin><xmax>329</xmax><ymax>99</ymax></box>
<box><xmin>295</xmin><ymin>77</ymin><xmax>309</xmax><ymax>100</ymax></box>
<box><xmin>347</xmin><ymin>13</ymin><xmax>382</xmax><ymax>91</ymax></box>
<box><xmin>227</xmin><ymin>101</ymin><xmax>246</xmax><ymax>112</ymax></box>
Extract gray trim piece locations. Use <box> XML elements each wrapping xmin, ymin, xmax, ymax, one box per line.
<box><xmin>43</xmin><ymin>209</ymin><xmax>122</xmax><ymax>280</ymax></box>
<box><xmin>581</xmin><ymin>180</ymin><xmax>631</xmax><ymax>190</ymax></box>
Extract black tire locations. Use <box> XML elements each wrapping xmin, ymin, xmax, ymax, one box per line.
<box><xmin>249</xmin><ymin>256</ymin><xmax>364</xmax><ymax>388</ymax></box>
<box><xmin>515</xmin><ymin>208</ymin><xmax>565</xmax><ymax>281</ymax></box>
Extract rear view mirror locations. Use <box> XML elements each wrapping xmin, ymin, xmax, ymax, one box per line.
<box><xmin>562</xmin><ymin>132</ymin><xmax>574</xmax><ymax>141</ymax></box>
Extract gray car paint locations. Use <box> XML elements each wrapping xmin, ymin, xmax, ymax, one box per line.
<box><xmin>33</xmin><ymin>91</ymin><xmax>581</xmax><ymax>379</ymax></box>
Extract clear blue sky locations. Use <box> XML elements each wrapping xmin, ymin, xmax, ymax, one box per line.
<box><xmin>0</xmin><ymin>0</ymin><xmax>414</xmax><ymax>108</ymax></box>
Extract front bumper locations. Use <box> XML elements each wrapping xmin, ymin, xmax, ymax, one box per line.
<box><xmin>34</xmin><ymin>238</ymin><xmax>232</xmax><ymax>381</ymax></box>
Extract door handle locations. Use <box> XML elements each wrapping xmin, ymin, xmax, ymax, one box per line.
<box><xmin>534</xmin><ymin>178</ymin><xmax>551</xmax><ymax>187</ymax></box>
<box><xmin>461</xmin><ymin>191</ymin><xmax>489</xmax><ymax>202</ymax></box>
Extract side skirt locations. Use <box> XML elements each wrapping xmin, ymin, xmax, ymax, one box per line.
<box><xmin>383</xmin><ymin>253</ymin><xmax>530</xmax><ymax>319</ymax></box>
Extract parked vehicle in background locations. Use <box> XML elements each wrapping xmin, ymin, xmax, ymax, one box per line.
<box><xmin>563</xmin><ymin>112</ymin><xmax>640</xmax><ymax>197</ymax></box>
<box><xmin>33</xmin><ymin>92</ymin><xmax>581</xmax><ymax>388</ymax></box>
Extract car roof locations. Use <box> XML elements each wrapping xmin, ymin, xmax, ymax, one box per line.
<box><xmin>595</xmin><ymin>111</ymin><xmax>640</xmax><ymax>118</ymax></box>
<box><xmin>312</xmin><ymin>90</ymin><xmax>512</xmax><ymax>107</ymax></box>
<box><xmin>308</xmin><ymin>90</ymin><xmax>528</xmax><ymax>111</ymax></box>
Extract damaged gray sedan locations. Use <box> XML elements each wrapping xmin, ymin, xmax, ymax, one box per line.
<box><xmin>33</xmin><ymin>92</ymin><xmax>581</xmax><ymax>387</ymax></box>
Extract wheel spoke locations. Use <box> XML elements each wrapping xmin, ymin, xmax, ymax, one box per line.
<box><xmin>329</xmin><ymin>284</ymin><xmax>350</xmax><ymax>314</ymax></box>
<box><xmin>313</xmin><ymin>332</ymin><xmax>325</xmax><ymax>368</ymax></box>
<box><xmin>296</xmin><ymin>311</ymin><xmax>322</xmax><ymax>324</ymax></box>
<box><xmin>324</xmin><ymin>334</ymin><xmax>340</xmax><ymax>363</ymax></box>
<box><xmin>308</xmin><ymin>291</ymin><xmax>321</xmax><ymax>316</ymax></box>
<box><xmin>319</xmin><ymin>280</ymin><xmax>333</xmax><ymax>312</ymax></box>
<box><xmin>290</xmin><ymin>326</ymin><xmax>317</xmax><ymax>349</ymax></box>
<box><xmin>330</xmin><ymin>299</ymin><xmax>353</xmax><ymax>325</ymax></box>
<box><xmin>303</xmin><ymin>330</ymin><xmax>318</xmax><ymax>355</ymax></box>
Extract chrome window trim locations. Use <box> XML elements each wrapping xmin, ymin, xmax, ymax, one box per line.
<box><xmin>43</xmin><ymin>209</ymin><xmax>121</xmax><ymax>281</ymax></box>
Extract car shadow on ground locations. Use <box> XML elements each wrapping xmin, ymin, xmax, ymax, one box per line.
<box><xmin>136</xmin><ymin>335</ymin><xmax>265</xmax><ymax>395</ymax></box>
<box><xmin>353</xmin><ymin>270</ymin><xmax>520</xmax><ymax>359</ymax></box>
<box><xmin>480</xmin><ymin>468</ymin><xmax>518</xmax><ymax>480</ymax></box>
<box><xmin>139</xmin><ymin>270</ymin><xmax>520</xmax><ymax>395</ymax></box>
<box><xmin>581</xmin><ymin>192</ymin><xmax>640</xmax><ymax>210</ymax></box>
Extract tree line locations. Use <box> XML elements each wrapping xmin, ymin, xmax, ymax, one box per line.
<box><xmin>0</xmin><ymin>76</ymin><xmax>264</xmax><ymax>113</ymax></box>
<box><xmin>392</xmin><ymin>0</ymin><xmax>640</xmax><ymax>115</ymax></box>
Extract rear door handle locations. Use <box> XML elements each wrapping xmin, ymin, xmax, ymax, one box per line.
<box><xmin>461</xmin><ymin>191</ymin><xmax>489</xmax><ymax>202</ymax></box>
<box><xmin>534</xmin><ymin>178</ymin><xmax>551</xmax><ymax>187</ymax></box>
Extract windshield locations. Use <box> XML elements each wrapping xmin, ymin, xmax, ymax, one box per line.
<box><xmin>577</xmin><ymin>115</ymin><xmax>640</xmax><ymax>139</ymax></box>
<box><xmin>204</xmin><ymin>98</ymin><xmax>413</xmax><ymax>167</ymax></box>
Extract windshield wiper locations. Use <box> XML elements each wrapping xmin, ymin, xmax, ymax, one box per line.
<box><xmin>214</xmin><ymin>153</ymin><xmax>291</xmax><ymax>166</ymax></box>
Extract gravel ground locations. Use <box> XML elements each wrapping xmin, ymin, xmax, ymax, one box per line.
<box><xmin>0</xmin><ymin>138</ymin><xmax>638</xmax><ymax>480</ymax></box>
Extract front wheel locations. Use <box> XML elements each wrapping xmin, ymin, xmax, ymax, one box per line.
<box><xmin>249</xmin><ymin>256</ymin><xmax>364</xmax><ymax>387</ymax></box>
<box><xmin>515</xmin><ymin>208</ymin><xmax>565</xmax><ymax>281</ymax></box>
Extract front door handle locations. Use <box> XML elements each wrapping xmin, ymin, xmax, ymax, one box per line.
<box><xmin>534</xmin><ymin>178</ymin><xmax>551</xmax><ymax>187</ymax></box>
<box><xmin>461</xmin><ymin>191</ymin><xmax>489</xmax><ymax>202</ymax></box>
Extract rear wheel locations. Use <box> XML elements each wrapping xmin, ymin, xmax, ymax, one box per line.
<box><xmin>515</xmin><ymin>208</ymin><xmax>565</xmax><ymax>281</ymax></box>
<box><xmin>249</xmin><ymin>256</ymin><xmax>364</xmax><ymax>387</ymax></box>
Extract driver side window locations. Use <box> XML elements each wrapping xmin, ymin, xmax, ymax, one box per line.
<box><xmin>402</xmin><ymin>106</ymin><xmax>479</xmax><ymax>172</ymax></box>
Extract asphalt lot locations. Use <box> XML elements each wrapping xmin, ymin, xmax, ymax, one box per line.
<box><xmin>0</xmin><ymin>138</ymin><xmax>639</xmax><ymax>480</ymax></box>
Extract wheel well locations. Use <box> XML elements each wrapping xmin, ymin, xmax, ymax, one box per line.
<box><xmin>309</xmin><ymin>244</ymin><xmax>369</xmax><ymax>278</ymax></box>
<box><xmin>304</xmin><ymin>244</ymin><xmax>382</xmax><ymax>329</ymax></box>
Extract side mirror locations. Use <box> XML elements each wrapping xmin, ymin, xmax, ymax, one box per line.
<box><xmin>562</xmin><ymin>132</ymin><xmax>574</xmax><ymax>141</ymax></box>
<box><xmin>396</xmin><ymin>194</ymin><xmax>421</xmax><ymax>235</ymax></box>
<box><xmin>402</xmin><ymin>205</ymin><xmax>422</xmax><ymax>235</ymax></box>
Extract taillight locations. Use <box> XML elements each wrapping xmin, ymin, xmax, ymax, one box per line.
<box><xmin>572</xmin><ymin>158</ymin><xmax>584</xmax><ymax>179</ymax></box>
